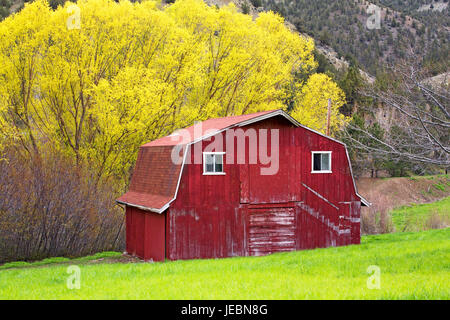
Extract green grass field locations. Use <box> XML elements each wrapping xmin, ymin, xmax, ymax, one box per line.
<box><xmin>391</xmin><ymin>197</ymin><xmax>450</xmax><ymax>232</ymax></box>
<box><xmin>0</xmin><ymin>228</ymin><xmax>448</xmax><ymax>300</ymax></box>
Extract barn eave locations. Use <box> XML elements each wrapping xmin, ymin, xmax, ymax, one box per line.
<box><xmin>116</xmin><ymin>199</ymin><xmax>170</xmax><ymax>214</ymax></box>
<box><xmin>357</xmin><ymin>194</ymin><xmax>371</xmax><ymax>207</ymax></box>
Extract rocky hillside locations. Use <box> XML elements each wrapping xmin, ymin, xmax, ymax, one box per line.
<box><xmin>260</xmin><ymin>0</ymin><xmax>449</xmax><ymax>76</ymax></box>
<box><xmin>4</xmin><ymin>0</ymin><xmax>447</xmax><ymax>78</ymax></box>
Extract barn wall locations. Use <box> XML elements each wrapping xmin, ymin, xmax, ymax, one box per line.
<box><xmin>165</xmin><ymin>115</ymin><xmax>361</xmax><ymax>260</ymax></box>
<box><xmin>125</xmin><ymin>206</ymin><xmax>135</xmax><ymax>255</ymax></box>
<box><xmin>166</xmin><ymin>205</ymin><xmax>247</xmax><ymax>260</ymax></box>
<box><xmin>126</xmin><ymin>207</ymin><xmax>165</xmax><ymax>261</ymax></box>
<box><xmin>350</xmin><ymin>201</ymin><xmax>361</xmax><ymax>245</ymax></box>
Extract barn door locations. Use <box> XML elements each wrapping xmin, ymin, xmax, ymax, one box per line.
<box><xmin>247</xmin><ymin>207</ymin><xmax>296</xmax><ymax>256</ymax></box>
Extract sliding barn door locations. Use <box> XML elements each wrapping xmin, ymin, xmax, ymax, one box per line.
<box><xmin>247</xmin><ymin>206</ymin><xmax>296</xmax><ymax>256</ymax></box>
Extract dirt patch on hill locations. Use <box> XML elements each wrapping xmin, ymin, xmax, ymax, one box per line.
<box><xmin>356</xmin><ymin>175</ymin><xmax>449</xmax><ymax>212</ymax></box>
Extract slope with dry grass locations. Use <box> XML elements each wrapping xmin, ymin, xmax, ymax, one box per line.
<box><xmin>356</xmin><ymin>175</ymin><xmax>450</xmax><ymax>234</ymax></box>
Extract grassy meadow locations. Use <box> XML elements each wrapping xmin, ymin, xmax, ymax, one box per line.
<box><xmin>0</xmin><ymin>228</ymin><xmax>448</xmax><ymax>300</ymax></box>
<box><xmin>391</xmin><ymin>197</ymin><xmax>450</xmax><ymax>232</ymax></box>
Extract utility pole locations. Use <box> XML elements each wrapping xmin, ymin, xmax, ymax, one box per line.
<box><xmin>326</xmin><ymin>98</ymin><xmax>332</xmax><ymax>136</ymax></box>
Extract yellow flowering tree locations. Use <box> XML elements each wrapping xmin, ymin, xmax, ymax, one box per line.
<box><xmin>292</xmin><ymin>73</ymin><xmax>349</xmax><ymax>135</ymax></box>
<box><xmin>0</xmin><ymin>0</ymin><xmax>345</xmax><ymax>187</ymax></box>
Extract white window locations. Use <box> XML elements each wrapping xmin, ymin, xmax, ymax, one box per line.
<box><xmin>203</xmin><ymin>152</ymin><xmax>225</xmax><ymax>175</ymax></box>
<box><xmin>311</xmin><ymin>151</ymin><xmax>332</xmax><ymax>173</ymax></box>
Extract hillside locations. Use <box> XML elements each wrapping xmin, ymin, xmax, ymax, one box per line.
<box><xmin>260</xmin><ymin>0</ymin><xmax>449</xmax><ymax>76</ymax></box>
<box><xmin>356</xmin><ymin>175</ymin><xmax>450</xmax><ymax>211</ymax></box>
<box><xmin>356</xmin><ymin>175</ymin><xmax>450</xmax><ymax>233</ymax></box>
<box><xmin>0</xmin><ymin>229</ymin><xmax>448</xmax><ymax>299</ymax></box>
<box><xmin>391</xmin><ymin>197</ymin><xmax>450</xmax><ymax>232</ymax></box>
<box><xmin>374</xmin><ymin>0</ymin><xmax>449</xmax><ymax>27</ymax></box>
<box><xmin>3</xmin><ymin>0</ymin><xmax>448</xmax><ymax>77</ymax></box>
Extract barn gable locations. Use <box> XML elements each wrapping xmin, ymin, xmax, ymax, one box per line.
<box><xmin>117</xmin><ymin>110</ymin><xmax>369</xmax><ymax>215</ymax></box>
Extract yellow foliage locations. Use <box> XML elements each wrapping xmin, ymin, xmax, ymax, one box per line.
<box><xmin>292</xmin><ymin>73</ymin><xmax>349</xmax><ymax>135</ymax></box>
<box><xmin>0</xmin><ymin>0</ymin><xmax>344</xmax><ymax>186</ymax></box>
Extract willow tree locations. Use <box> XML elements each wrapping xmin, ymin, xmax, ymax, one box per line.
<box><xmin>0</xmin><ymin>0</ymin><xmax>345</xmax><ymax>187</ymax></box>
<box><xmin>291</xmin><ymin>73</ymin><xmax>347</xmax><ymax>135</ymax></box>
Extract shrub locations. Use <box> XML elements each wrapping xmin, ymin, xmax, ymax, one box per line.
<box><xmin>361</xmin><ymin>194</ymin><xmax>395</xmax><ymax>235</ymax></box>
<box><xmin>241</xmin><ymin>1</ymin><xmax>250</xmax><ymax>14</ymax></box>
<box><xmin>250</xmin><ymin>0</ymin><xmax>262</xmax><ymax>8</ymax></box>
<box><xmin>426</xmin><ymin>210</ymin><xmax>449</xmax><ymax>230</ymax></box>
<box><xmin>0</xmin><ymin>148</ymin><xmax>124</xmax><ymax>263</ymax></box>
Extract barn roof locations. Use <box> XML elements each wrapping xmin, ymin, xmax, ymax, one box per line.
<box><xmin>143</xmin><ymin>110</ymin><xmax>275</xmax><ymax>147</ymax></box>
<box><xmin>117</xmin><ymin>109</ymin><xmax>370</xmax><ymax>213</ymax></box>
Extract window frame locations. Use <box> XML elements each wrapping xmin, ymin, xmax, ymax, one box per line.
<box><xmin>203</xmin><ymin>152</ymin><xmax>226</xmax><ymax>175</ymax></box>
<box><xmin>311</xmin><ymin>151</ymin><xmax>332</xmax><ymax>173</ymax></box>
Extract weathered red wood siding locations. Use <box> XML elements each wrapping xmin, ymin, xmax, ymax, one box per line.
<box><xmin>166</xmin><ymin>115</ymin><xmax>361</xmax><ymax>260</ymax></box>
<box><xmin>247</xmin><ymin>204</ymin><xmax>296</xmax><ymax>256</ymax></box>
<box><xmin>126</xmin><ymin>207</ymin><xmax>165</xmax><ymax>261</ymax></box>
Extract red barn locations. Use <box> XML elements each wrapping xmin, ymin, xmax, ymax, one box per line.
<box><xmin>117</xmin><ymin>110</ymin><xmax>369</xmax><ymax>261</ymax></box>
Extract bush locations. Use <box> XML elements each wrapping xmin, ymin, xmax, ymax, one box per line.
<box><xmin>250</xmin><ymin>0</ymin><xmax>262</xmax><ymax>8</ymax></box>
<box><xmin>361</xmin><ymin>194</ymin><xmax>395</xmax><ymax>235</ymax></box>
<box><xmin>0</xmin><ymin>148</ymin><xmax>124</xmax><ymax>263</ymax></box>
<box><xmin>241</xmin><ymin>2</ymin><xmax>250</xmax><ymax>14</ymax></box>
<box><xmin>361</xmin><ymin>209</ymin><xmax>395</xmax><ymax>235</ymax></box>
<box><xmin>0</xmin><ymin>6</ymin><xmax>9</xmax><ymax>20</ymax></box>
<box><xmin>426</xmin><ymin>210</ymin><xmax>449</xmax><ymax>230</ymax></box>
